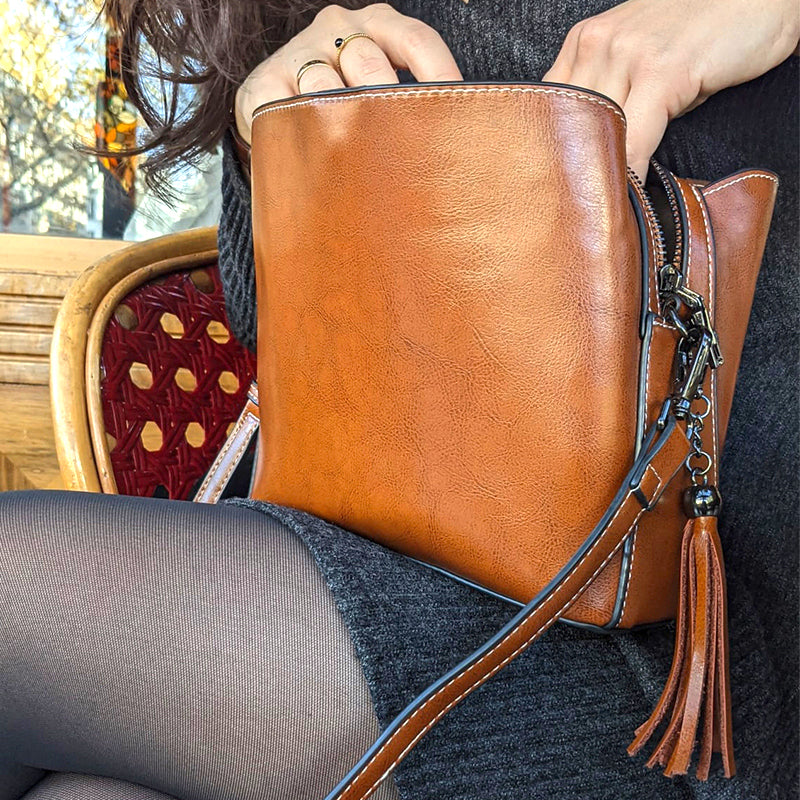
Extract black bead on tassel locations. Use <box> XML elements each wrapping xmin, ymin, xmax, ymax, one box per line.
<box><xmin>683</xmin><ymin>483</ymin><xmax>721</xmax><ymax>518</ymax></box>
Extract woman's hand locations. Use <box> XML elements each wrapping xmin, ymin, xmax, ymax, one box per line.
<box><xmin>235</xmin><ymin>2</ymin><xmax>462</xmax><ymax>143</ymax></box>
<box><xmin>543</xmin><ymin>0</ymin><xmax>800</xmax><ymax>180</ymax></box>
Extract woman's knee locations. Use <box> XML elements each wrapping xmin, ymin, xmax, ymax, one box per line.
<box><xmin>0</xmin><ymin>490</ymin><xmax>67</xmax><ymax>554</ymax></box>
<box><xmin>0</xmin><ymin>489</ymin><xmax>99</xmax><ymax>539</ymax></box>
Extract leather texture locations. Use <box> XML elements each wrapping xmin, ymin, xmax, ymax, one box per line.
<box><xmin>621</xmin><ymin>175</ymin><xmax>719</xmax><ymax>627</ymax></box>
<box><xmin>250</xmin><ymin>83</ymin><xmax>642</xmax><ymax>624</ymax></box>
<box><xmin>322</xmin><ymin>412</ymin><xmax>691</xmax><ymax>799</ymax></box>
<box><xmin>204</xmin><ymin>82</ymin><xmax>780</xmax><ymax>796</ymax></box>
<box><xmin>628</xmin><ymin>514</ymin><xmax>735</xmax><ymax>780</ymax></box>
<box><xmin>194</xmin><ymin>382</ymin><xmax>259</xmax><ymax>503</ymax></box>
<box><xmin>702</xmin><ymin>171</ymin><xmax>780</xmax><ymax>433</ymax></box>
<box><xmin>621</xmin><ymin>171</ymin><xmax>778</xmax><ymax>626</ymax></box>
<box><xmin>246</xmin><ymin>82</ymin><xmax>776</xmax><ymax>629</ymax></box>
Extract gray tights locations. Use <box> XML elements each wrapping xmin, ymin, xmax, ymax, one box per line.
<box><xmin>0</xmin><ymin>490</ymin><xmax>398</xmax><ymax>800</ymax></box>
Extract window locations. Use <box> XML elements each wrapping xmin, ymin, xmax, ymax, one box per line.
<box><xmin>0</xmin><ymin>0</ymin><xmax>221</xmax><ymax>241</ymax></box>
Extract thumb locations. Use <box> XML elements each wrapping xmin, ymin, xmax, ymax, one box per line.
<box><xmin>622</xmin><ymin>85</ymin><xmax>669</xmax><ymax>182</ymax></box>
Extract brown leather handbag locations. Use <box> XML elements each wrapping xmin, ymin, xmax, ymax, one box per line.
<box><xmin>207</xmin><ymin>81</ymin><xmax>778</xmax><ymax>798</ymax></box>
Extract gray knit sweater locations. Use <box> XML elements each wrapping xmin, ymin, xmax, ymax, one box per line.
<box><xmin>220</xmin><ymin>3</ymin><xmax>799</xmax><ymax>797</ymax></box>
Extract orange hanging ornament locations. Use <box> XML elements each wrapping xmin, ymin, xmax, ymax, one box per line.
<box><xmin>629</xmin><ymin>483</ymin><xmax>735</xmax><ymax>779</ymax></box>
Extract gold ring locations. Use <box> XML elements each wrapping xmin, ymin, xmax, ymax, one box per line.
<box><xmin>334</xmin><ymin>32</ymin><xmax>376</xmax><ymax>72</ymax></box>
<box><xmin>296</xmin><ymin>58</ymin><xmax>336</xmax><ymax>87</ymax></box>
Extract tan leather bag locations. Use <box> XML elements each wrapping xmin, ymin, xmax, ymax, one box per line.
<box><xmin>209</xmin><ymin>81</ymin><xmax>778</xmax><ymax>798</ymax></box>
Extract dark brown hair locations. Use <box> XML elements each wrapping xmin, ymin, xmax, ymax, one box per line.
<box><xmin>105</xmin><ymin>0</ymin><xmax>368</xmax><ymax>189</ymax></box>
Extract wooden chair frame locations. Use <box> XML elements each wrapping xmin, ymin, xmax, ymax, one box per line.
<box><xmin>50</xmin><ymin>227</ymin><xmax>219</xmax><ymax>492</ymax></box>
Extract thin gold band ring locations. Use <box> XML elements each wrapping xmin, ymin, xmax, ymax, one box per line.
<box><xmin>295</xmin><ymin>58</ymin><xmax>336</xmax><ymax>86</ymax></box>
<box><xmin>334</xmin><ymin>32</ymin><xmax>377</xmax><ymax>72</ymax></box>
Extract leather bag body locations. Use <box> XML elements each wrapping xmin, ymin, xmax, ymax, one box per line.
<box><xmin>248</xmin><ymin>82</ymin><xmax>776</xmax><ymax>630</ymax></box>
<box><xmin>189</xmin><ymin>80</ymin><xmax>782</xmax><ymax>793</ymax></box>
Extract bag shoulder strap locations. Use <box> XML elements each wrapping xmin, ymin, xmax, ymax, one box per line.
<box><xmin>193</xmin><ymin>382</ymin><xmax>260</xmax><ymax>504</ymax></box>
<box><xmin>195</xmin><ymin>164</ymin><xmax>747</xmax><ymax>795</ymax></box>
<box><xmin>195</xmin><ymin>386</ymin><xmax>691</xmax><ymax>798</ymax></box>
<box><xmin>324</xmin><ymin>407</ymin><xmax>690</xmax><ymax>800</ymax></box>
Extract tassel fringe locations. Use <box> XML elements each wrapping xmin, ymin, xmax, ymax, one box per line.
<box><xmin>628</xmin><ymin>515</ymin><xmax>735</xmax><ymax>780</ymax></box>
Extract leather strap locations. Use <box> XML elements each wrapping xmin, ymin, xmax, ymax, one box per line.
<box><xmin>324</xmin><ymin>407</ymin><xmax>691</xmax><ymax>800</ymax></box>
<box><xmin>194</xmin><ymin>382</ymin><xmax>260</xmax><ymax>504</ymax></box>
<box><xmin>193</xmin><ymin>384</ymin><xmax>691</xmax><ymax>797</ymax></box>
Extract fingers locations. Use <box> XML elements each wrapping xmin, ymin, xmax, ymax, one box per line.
<box><xmin>235</xmin><ymin>3</ymin><xmax>463</xmax><ymax>142</ymax></box>
<box><xmin>296</xmin><ymin>61</ymin><xmax>346</xmax><ymax>95</ymax></box>
<box><xmin>540</xmin><ymin>19</ymin><xmax>580</xmax><ymax>85</ymax></box>
<box><xmin>622</xmin><ymin>85</ymin><xmax>669</xmax><ymax>182</ymax></box>
<box><xmin>331</xmin><ymin>35</ymin><xmax>400</xmax><ymax>89</ymax></box>
<box><xmin>542</xmin><ymin>5</ymin><xmax>702</xmax><ymax>181</ymax></box>
<box><xmin>235</xmin><ymin>60</ymin><xmax>295</xmax><ymax>143</ymax></box>
<box><xmin>361</xmin><ymin>7</ymin><xmax>463</xmax><ymax>82</ymax></box>
<box><xmin>293</xmin><ymin>3</ymin><xmax>460</xmax><ymax>89</ymax></box>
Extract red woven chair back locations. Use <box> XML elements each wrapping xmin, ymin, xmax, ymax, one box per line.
<box><xmin>100</xmin><ymin>263</ymin><xmax>255</xmax><ymax>499</ymax></box>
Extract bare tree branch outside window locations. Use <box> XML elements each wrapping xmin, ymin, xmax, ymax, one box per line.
<box><xmin>0</xmin><ymin>0</ymin><xmax>104</xmax><ymax>236</ymax></box>
<box><xmin>0</xmin><ymin>0</ymin><xmax>223</xmax><ymax>241</ymax></box>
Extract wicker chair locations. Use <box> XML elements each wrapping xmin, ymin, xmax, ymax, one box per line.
<box><xmin>50</xmin><ymin>227</ymin><xmax>256</xmax><ymax>499</ymax></box>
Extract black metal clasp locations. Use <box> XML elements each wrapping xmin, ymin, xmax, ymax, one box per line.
<box><xmin>672</xmin><ymin>330</ymin><xmax>712</xmax><ymax>418</ymax></box>
<box><xmin>673</xmin><ymin>283</ymin><xmax>723</xmax><ymax>368</ymax></box>
<box><xmin>660</xmin><ymin>266</ymin><xmax>723</xmax><ymax>420</ymax></box>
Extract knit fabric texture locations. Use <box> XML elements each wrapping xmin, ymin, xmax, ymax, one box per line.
<box><xmin>218</xmin><ymin>2</ymin><xmax>799</xmax><ymax>797</ymax></box>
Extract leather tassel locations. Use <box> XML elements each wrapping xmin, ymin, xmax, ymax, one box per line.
<box><xmin>628</xmin><ymin>504</ymin><xmax>736</xmax><ymax>780</ymax></box>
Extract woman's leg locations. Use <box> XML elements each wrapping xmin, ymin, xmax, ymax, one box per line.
<box><xmin>17</xmin><ymin>773</ymin><xmax>179</xmax><ymax>800</ymax></box>
<box><xmin>0</xmin><ymin>490</ymin><xmax>398</xmax><ymax>800</ymax></box>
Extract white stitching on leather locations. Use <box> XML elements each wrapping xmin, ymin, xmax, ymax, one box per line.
<box><xmin>348</xmin><ymin>465</ymin><xmax>666</xmax><ymax>799</ymax></box>
<box><xmin>619</xmin><ymin>320</ymin><xmax>666</xmax><ymax>625</ymax></box>
<box><xmin>652</xmin><ymin>318</ymin><xmax>677</xmax><ymax>331</ymax></box>
<box><xmin>252</xmin><ymin>86</ymin><xmax>626</xmax><ymax>125</ymax></box>
<box><xmin>702</xmin><ymin>172</ymin><xmax>778</xmax><ymax>197</ymax></box>
<box><xmin>212</xmin><ymin>413</ymin><xmax>258</xmax><ymax>503</ymax></box>
<box><xmin>619</xmin><ymin>523</ymin><xmax>639</xmax><ymax>626</ymax></box>
<box><xmin>690</xmin><ymin>186</ymin><xmax>713</xmax><ymax>284</ymax></box>
<box><xmin>195</xmin><ymin>410</ymin><xmax>258</xmax><ymax>502</ymax></box>
<box><xmin>619</xmin><ymin>317</ymin><xmax>658</xmax><ymax>625</ymax></box>
<box><xmin>688</xmin><ymin>185</ymin><xmax>711</xmax><ymax>316</ymax></box>
<box><xmin>356</xmin><ymin>494</ymin><xmax>658</xmax><ymax>799</ymax></box>
<box><xmin>628</xmin><ymin>177</ymin><xmax>659</xmax><ymax>313</ymax></box>
<box><xmin>195</xmin><ymin>417</ymin><xmax>247</xmax><ymax>499</ymax></box>
<box><xmin>691</xmin><ymin>184</ymin><xmax>719</xmax><ymax>484</ymax></box>
<box><xmin>648</xmin><ymin>461</ymin><xmax>663</xmax><ymax>487</ymax></box>
<box><xmin>699</xmin><ymin>174</ymin><xmax>777</xmax><ymax>480</ymax></box>
<box><xmin>675</xmin><ymin>178</ymin><xmax>692</xmax><ymax>290</ymax></box>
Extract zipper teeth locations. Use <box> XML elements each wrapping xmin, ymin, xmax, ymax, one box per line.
<box><xmin>650</xmin><ymin>161</ymin><xmax>684</xmax><ymax>270</ymax></box>
<box><xmin>626</xmin><ymin>166</ymin><xmax>666</xmax><ymax>272</ymax></box>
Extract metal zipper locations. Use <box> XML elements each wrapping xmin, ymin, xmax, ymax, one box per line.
<box><xmin>626</xmin><ymin>164</ymin><xmax>667</xmax><ymax>276</ymax></box>
<box><xmin>608</xmin><ymin>162</ymin><xmax>685</xmax><ymax>630</ymax></box>
<box><xmin>650</xmin><ymin>160</ymin><xmax>684</xmax><ymax>275</ymax></box>
<box><xmin>626</xmin><ymin>162</ymin><xmax>689</xmax><ymax>313</ymax></box>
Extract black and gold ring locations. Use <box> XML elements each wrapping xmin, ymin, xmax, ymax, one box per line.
<box><xmin>334</xmin><ymin>32</ymin><xmax>376</xmax><ymax>72</ymax></box>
